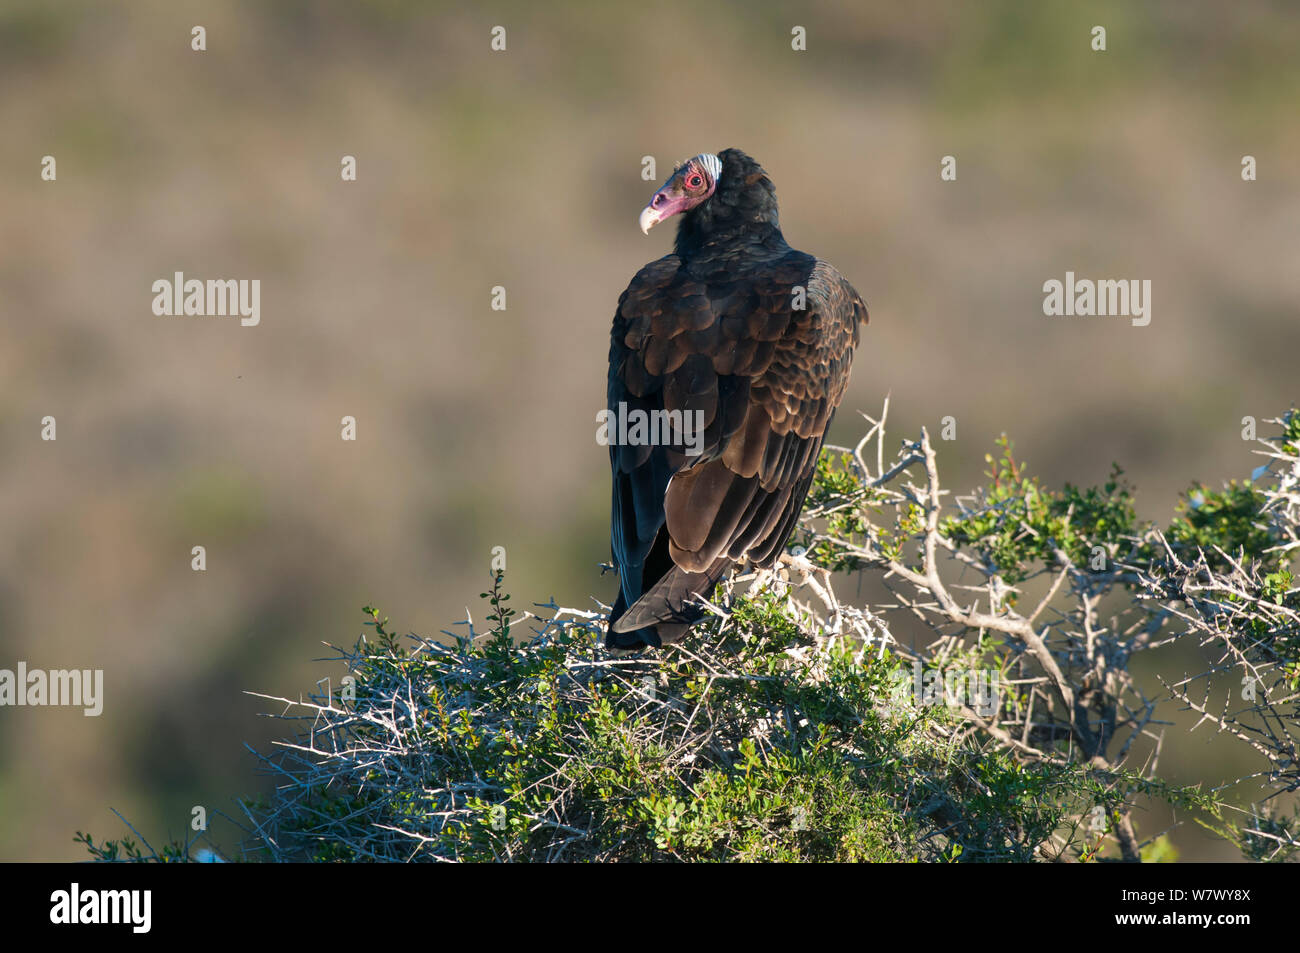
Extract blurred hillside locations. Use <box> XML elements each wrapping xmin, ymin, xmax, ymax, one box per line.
<box><xmin>0</xmin><ymin>0</ymin><xmax>1297</xmax><ymax>860</ymax></box>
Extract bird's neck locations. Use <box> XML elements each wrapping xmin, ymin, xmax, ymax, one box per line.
<box><xmin>674</xmin><ymin>206</ymin><xmax>784</xmax><ymax>261</ymax></box>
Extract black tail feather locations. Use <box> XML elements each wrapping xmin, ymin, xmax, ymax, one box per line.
<box><xmin>610</xmin><ymin>558</ymin><xmax>731</xmax><ymax>635</ymax></box>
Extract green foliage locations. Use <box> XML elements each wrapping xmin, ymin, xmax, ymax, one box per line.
<box><xmin>940</xmin><ymin>436</ymin><xmax>1137</xmax><ymax>585</ymax></box>
<box><xmin>80</xmin><ymin>407</ymin><xmax>1299</xmax><ymax>863</ymax></box>
<box><xmin>1198</xmin><ymin>805</ymin><xmax>1300</xmax><ymax>864</ymax></box>
<box><xmin>237</xmin><ymin>584</ymin><xmax>1160</xmax><ymax>862</ymax></box>
<box><xmin>1161</xmin><ymin>408</ymin><xmax>1300</xmax><ymax>575</ymax></box>
<box><xmin>1166</xmin><ymin>481</ymin><xmax>1274</xmax><ymax>572</ymax></box>
<box><xmin>804</xmin><ymin>437</ymin><xmax>1141</xmax><ymax>588</ymax></box>
<box><xmin>801</xmin><ymin>451</ymin><xmax>886</xmax><ymax>570</ymax></box>
<box><xmin>1256</xmin><ymin>566</ymin><xmax>1299</xmax><ymax>677</ymax></box>
<box><xmin>1281</xmin><ymin>408</ymin><xmax>1300</xmax><ymax>457</ymax></box>
<box><xmin>1239</xmin><ymin>809</ymin><xmax>1300</xmax><ymax>864</ymax></box>
<box><xmin>73</xmin><ymin>831</ymin><xmax>190</xmax><ymax>863</ymax></box>
<box><xmin>1139</xmin><ymin>834</ymin><xmax>1179</xmax><ymax>864</ymax></box>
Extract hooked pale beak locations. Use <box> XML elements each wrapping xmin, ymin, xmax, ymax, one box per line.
<box><xmin>639</xmin><ymin>186</ymin><xmax>693</xmax><ymax>235</ymax></box>
<box><xmin>639</xmin><ymin>204</ymin><xmax>661</xmax><ymax>235</ymax></box>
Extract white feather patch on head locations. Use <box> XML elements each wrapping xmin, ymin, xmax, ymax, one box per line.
<box><xmin>695</xmin><ymin>153</ymin><xmax>722</xmax><ymax>185</ymax></box>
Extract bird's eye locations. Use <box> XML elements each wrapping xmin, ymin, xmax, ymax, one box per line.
<box><xmin>686</xmin><ymin>173</ymin><xmax>704</xmax><ymax>189</ymax></box>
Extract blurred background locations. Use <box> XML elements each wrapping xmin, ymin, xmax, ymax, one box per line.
<box><xmin>0</xmin><ymin>0</ymin><xmax>1297</xmax><ymax>861</ymax></box>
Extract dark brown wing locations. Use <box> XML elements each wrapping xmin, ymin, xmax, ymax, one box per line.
<box><xmin>608</xmin><ymin>252</ymin><xmax>866</xmax><ymax>645</ymax></box>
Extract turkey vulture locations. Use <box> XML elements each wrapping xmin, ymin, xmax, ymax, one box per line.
<box><xmin>606</xmin><ymin>148</ymin><xmax>868</xmax><ymax>649</ymax></box>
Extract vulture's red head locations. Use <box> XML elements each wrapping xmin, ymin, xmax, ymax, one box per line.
<box><xmin>639</xmin><ymin>149</ymin><xmax>783</xmax><ymax>258</ymax></box>
<box><xmin>639</xmin><ymin>153</ymin><xmax>723</xmax><ymax>235</ymax></box>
